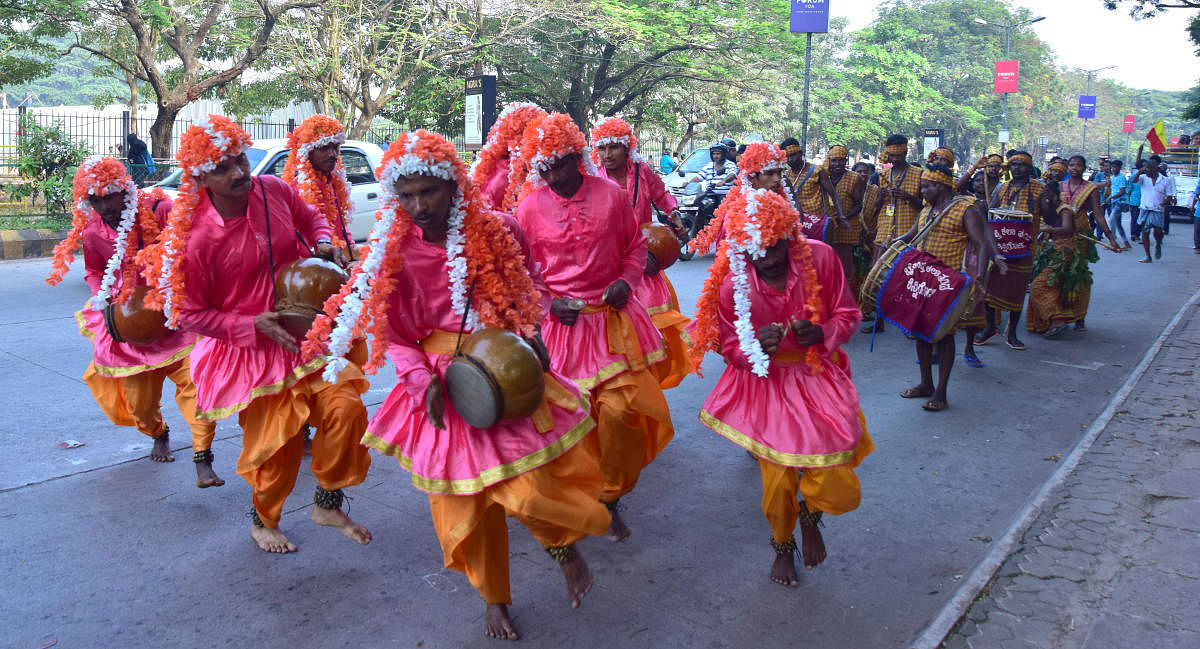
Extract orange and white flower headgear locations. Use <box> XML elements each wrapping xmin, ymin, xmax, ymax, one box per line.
<box><xmin>690</xmin><ymin>189</ymin><xmax>824</xmax><ymax>377</ymax></box>
<box><xmin>138</xmin><ymin>115</ymin><xmax>253</xmax><ymax>328</ymax></box>
<box><xmin>589</xmin><ymin>117</ymin><xmax>643</xmax><ymax>165</ymax></box>
<box><xmin>471</xmin><ymin>102</ymin><xmax>547</xmax><ymax>211</ymax></box>
<box><xmin>48</xmin><ymin>157</ymin><xmax>165</xmax><ymax>310</ymax></box>
<box><xmin>517</xmin><ymin>112</ymin><xmax>598</xmax><ymax>203</ymax></box>
<box><xmin>282</xmin><ymin>115</ymin><xmax>353</xmax><ymax>247</ymax></box>
<box><xmin>687</xmin><ymin>142</ymin><xmax>788</xmax><ymax>256</ymax></box>
<box><xmin>306</xmin><ymin>130</ymin><xmax>544</xmax><ymax>381</ymax></box>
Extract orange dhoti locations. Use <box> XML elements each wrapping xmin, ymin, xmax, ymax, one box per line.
<box><xmin>759</xmin><ymin>418</ymin><xmax>874</xmax><ymax>545</ymax></box>
<box><xmin>82</xmin><ymin>356</ymin><xmax>216</xmax><ymax>451</ymax></box>
<box><xmin>588</xmin><ymin>366</ymin><xmax>674</xmax><ymax>503</ymax></box>
<box><xmin>236</xmin><ymin>369</ymin><xmax>371</xmax><ymax>528</ymax></box>
<box><xmin>643</xmin><ymin>274</ymin><xmax>693</xmax><ymax>390</ymax></box>
<box><xmin>427</xmin><ymin>442</ymin><xmax>611</xmax><ymax>604</ymax></box>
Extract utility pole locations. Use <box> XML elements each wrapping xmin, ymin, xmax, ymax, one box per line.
<box><xmin>800</xmin><ymin>33</ymin><xmax>812</xmax><ymax>155</ymax></box>
<box><xmin>976</xmin><ymin>15</ymin><xmax>1045</xmax><ymax>149</ymax></box>
<box><xmin>1081</xmin><ymin>65</ymin><xmax>1115</xmax><ymax>156</ymax></box>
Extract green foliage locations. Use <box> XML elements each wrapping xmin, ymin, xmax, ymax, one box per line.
<box><xmin>0</xmin><ymin>0</ymin><xmax>78</xmax><ymax>90</ymax></box>
<box><xmin>3</xmin><ymin>115</ymin><xmax>90</xmax><ymax>215</ymax></box>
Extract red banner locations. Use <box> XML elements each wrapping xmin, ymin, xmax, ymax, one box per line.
<box><xmin>801</xmin><ymin>212</ymin><xmax>828</xmax><ymax>241</ymax></box>
<box><xmin>1122</xmin><ymin>114</ymin><xmax>1135</xmax><ymax>133</ymax></box>
<box><xmin>994</xmin><ymin>61</ymin><xmax>1019</xmax><ymax>93</ymax></box>
<box><xmin>988</xmin><ymin>218</ymin><xmax>1035</xmax><ymax>259</ymax></box>
<box><xmin>877</xmin><ymin>249</ymin><xmax>970</xmax><ymax>342</ymax></box>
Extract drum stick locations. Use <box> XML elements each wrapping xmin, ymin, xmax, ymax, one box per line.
<box><xmin>1078</xmin><ymin>233</ymin><xmax>1121</xmax><ymax>252</ymax></box>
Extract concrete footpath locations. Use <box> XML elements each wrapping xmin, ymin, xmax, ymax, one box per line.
<box><xmin>939</xmin><ymin>297</ymin><xmax>1200</xmax><ymax>649</ymax></box>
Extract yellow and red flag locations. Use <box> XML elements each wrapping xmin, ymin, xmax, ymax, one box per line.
<box><xmin>1145</xmin><ymin>119</ymin><xmax>1168</xmax><ymax>154</ymax></box>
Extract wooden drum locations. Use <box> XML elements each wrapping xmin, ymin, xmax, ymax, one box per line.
<box><xmin>274</xmin><ymin>257</ymin><xmax>349</xmax><ymax>342</ymax></box>
<box><xmin>444</xmin><ymin>328</ymin><xmax>546</xmax><ymax>430</ymax></box>
<box><xmin>643</xmin><ymin>222</ymin><xmax>681</xmax><ymax>270</ymax></box>
<box><xmin>103</xmin><ymin>285</ymin><xmax>170</xmax><ymax>346</ymax></box>
<box><xmin>988</xmin><ymin>208</ymin><xmax>1035</xmax><ymax>258</ymax></box>
<box><xmin>859</xmin><ymin>239</ymin><xmax>908</xmax><ymax>309</ymax></box>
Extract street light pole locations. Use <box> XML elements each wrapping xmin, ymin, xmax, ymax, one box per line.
<box><xmin>1081</xmin><ymin>65</ymin><xmax>1116</xmax><ymax>156</ymax></box>
<box><xmin>976</xmin><ymin>15</ymin><xmax>1045</xmax><ymax>149</ymax></box>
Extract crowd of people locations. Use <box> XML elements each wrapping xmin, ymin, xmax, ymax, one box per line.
<box><xmin>42</xmin><ymin>103</ymin><xmax>1196</xmax><ymax>642</ymax></box>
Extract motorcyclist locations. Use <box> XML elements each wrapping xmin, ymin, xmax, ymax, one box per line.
<box><xmin>687</xmin><ymin>142</ymin><xmax>739</xmax><ymax>204</ymax></box>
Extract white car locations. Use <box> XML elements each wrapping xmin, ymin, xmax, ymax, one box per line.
<box><xmin>153</xmin><ymin>138</ymin><xmax>385</xmax><ymax>241</ymax></box>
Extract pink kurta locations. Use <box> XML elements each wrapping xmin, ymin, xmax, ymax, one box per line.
<box><xmin>514</xmin><ymin>176</ymin><xmax>664</xmax><ymax>389</ymax></box>
<box><xmin>361</xmin><ymin>214</ymin><xmax>594</xmax><ymax>495</ymax></box>
<box><xmin>699</xmin><ymin>240</ymin><xmax>864</xmax><ymax>467</ymax></box>
<box><xmin>76</xmin><ymin>199</ymin><xmax>197</xmax><ymax>377</ymax></box>
<box><xmin>596</xmin><ymin>158</ymin><xmax>681</xmax><ymax>315</ymax></box>
<box><xmin>178</xmin><ymin>175</ymin><xmax>341</xmax><ymax>420</ymax></box>
<box><xmin>481</xmin><ymin>157</ymin><xmax>511</xmax><ymax>211</ymax></box>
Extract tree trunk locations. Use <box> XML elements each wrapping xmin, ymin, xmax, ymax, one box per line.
<box><xmin>149</xmin><ymin>104</ymin><xmax>180</xmax><ymax>161</ymax></box>
<box><xmin>675</xmin><ymin>122</ymin><xmax>698</xmax><ymax>156</ymax></box>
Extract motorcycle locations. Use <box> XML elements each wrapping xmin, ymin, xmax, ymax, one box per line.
<box><xmin>676</xmin><ymin>180</ymin><xmax>722</xmax><ymax>261</ymax></box>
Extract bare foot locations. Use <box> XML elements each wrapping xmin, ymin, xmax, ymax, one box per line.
<box><xmin>559</xmin><ymin>548</ymin><xmax>594</xmax><ymax>608</ymax></box>
<box><xmin>770</xmin><ymin>550</ymin><xmax>799</xmax><ymax>587</ymax></box>
<box><xmin>251</xmin><ymin>524</ymin><xmax>297</xmax><ymax>553</ymax></box>
<box><xmin>900</xmin><ymin>384</ymin><xmax>934</xmax><ymax>399</ymax></box>
<box><xmin>799</xmin><ymin>521</ymin><xmax>827</xmax><ymax>570</ymax></box>
<box><xmin>150</xmin><ymin>432</ymin><xmax>174</xmax><ymax>462</ymax></box>
<box><xmin>310</xmin><ymin>505</ymin><xmax>372</xmax><ymax>545</ymax></box>
<box><xmin>605</xmin><ymin>507</ymin><xmax>631</xmax><ymax>543</ymax></box>
<box><xmin>195</xmin><ymin>460</ymin><xmax>225</xmax><ymax>488</ymax></box>
<box><xmin>484</xmin><ymin>603</ymin><xmax>519</xmax><ymax>640</ymax></box>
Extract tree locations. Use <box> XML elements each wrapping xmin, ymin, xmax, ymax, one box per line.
<box><xmin>0</xmin><ymin>0</ymin><xmax>77</xmax><ymax>90</ymax></box>
<box><xmin>492</xmin><ymin>0</ymin><xmax>805</xmax><ymax>132</ymax></box>
<box><xmin>267</xmin><ymin>0</ymin><xmax>576</xmax><ymax>139</ymax></box>
<box><xmin>1102</xmin><ymin>0</ymin><xmax>1200</xmax><ymax>122</ymax></box>
<box><xmin>65</xmin><ymin>0</ymin><xmax>318</xmax><ymax>158</ymax></box>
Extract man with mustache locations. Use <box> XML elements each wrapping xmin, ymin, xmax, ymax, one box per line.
<box><xmin>139</xmin><ymin>115</ymin><xmax>369</xmax><ymax>554</ymax></box>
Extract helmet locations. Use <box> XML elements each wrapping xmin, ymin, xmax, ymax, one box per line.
<box><xmin>720</xmin><ymin>137</ymin><xmax>737</xmax><ymax>155</ymax></box>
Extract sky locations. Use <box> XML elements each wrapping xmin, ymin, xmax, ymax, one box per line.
<box><xmin>833</xmin><ymin>1</ymin><xmax>1198</xmax><ymax>92</ymax></box>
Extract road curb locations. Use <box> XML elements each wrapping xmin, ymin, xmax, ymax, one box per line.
<box><xmin>909</xmin><ymin>284</ymin><xmax>1200</xmax><ymax>649</ymax></box>
<box><xmin>0</xmin><ymin>228</ymin><xmax>70</xmax><ymax>260</ymax></box>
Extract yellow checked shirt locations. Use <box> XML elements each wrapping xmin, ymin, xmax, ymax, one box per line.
<box><xmin>915</xmin><ymin>198</ymin><xmax>972</xmax><ymax>270</ymax></box>
<box><xmin>877</xmin><ymin>164</ymin><xmax>923</xmax><ymax>245</ymax></box>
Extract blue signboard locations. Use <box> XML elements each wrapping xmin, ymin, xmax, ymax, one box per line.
<box><xmin>1078</xmin><ymin>95</ymin><xmax>1097</xmax><ymax>119</ymax></box>
<box><xmin>790</xmin><ymin>0</ymin><xmax>830</xmax><ymax>33</ymax></box>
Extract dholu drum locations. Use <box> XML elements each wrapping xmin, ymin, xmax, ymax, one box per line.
<box><xmin>643</xmin><ymin>222</ymin><xmax>681</xmax><ymax>270</ymax></box>
<box><xmin>274</xmin><ymin>257</ymin><xmax>349</xmax><ymax>342</ymax></box>
<box><xmin>987</xmin><ymin>207</ymin><xmax>1035</xmax><ymax>258</ymax></box>
<box><xmin>444</xmin><ymin>328</ymin><xmax>546</xmax><ymax>430</ymax></box>
<box><xmin>103</xmin><ymin>285</ymin><xmax>170</xmax><ymax>346</ymax></box>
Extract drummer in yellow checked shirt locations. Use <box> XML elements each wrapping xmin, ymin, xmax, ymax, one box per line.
<box><xmin>864</xmin><ymin>134</ymin><xmax>924</xmax><ymax>334</ymax></box>
<box><xmin>892</xmin><ymin>165</ymin><xmax>1003</xmax><ymax>412</ymax></box>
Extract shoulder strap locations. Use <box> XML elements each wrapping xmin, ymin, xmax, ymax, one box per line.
<box><xmin>913</xmin><ymin>195</ymin><xmax>972</xmax><ymax>246</ymax></box>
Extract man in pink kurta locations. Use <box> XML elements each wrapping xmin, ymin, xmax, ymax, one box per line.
<box><xmin>47</xmin><ymin>157</ymin><xmax>221</xmax><ymax>487</ymax></box>
<box><xmin>591</xmin><ymin>117</ymin><xmax>692</xmax><ymax>389</ymax></box>
<box><xmin>514</xmin><ymin>112</ymin><xmax>674</xmax><ymax>543</ymax></box>
<box><xmin>149</xmin><ymin>115</ymin><xmax>371</xmax><ymax>554</ymax></box>
<box><xmin>690</xmin><ymin>188</ymin><xmax>873</xmax><ymax>587</ymax></box>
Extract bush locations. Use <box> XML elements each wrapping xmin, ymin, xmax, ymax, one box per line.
<box><xmin>4</xmin><ymin>115</ymin><xmax>90</xmax><ymax>216</ymax></box>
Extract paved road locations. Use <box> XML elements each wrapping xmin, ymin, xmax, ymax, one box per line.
<box><xmin>1</xmin><ymin>233</ymin><xmax>1197</xmax><ymax>649</ymax></box>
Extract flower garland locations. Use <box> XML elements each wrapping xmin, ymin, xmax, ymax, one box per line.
<box><xmin>470</xmin><ymin>102</ymin><xmax>547</xmax><ymax>211</ymax></box>
<box><xmin>516</xmin><ymin>113</ymin><xmax>598</xmax><ymax>204</ymax></box>
<box><xmin>137</xmin><ymin>115</ymin><xmax>252</xmax><ymax>328</ymax></box>
<box><xmin>306</xmin><ymin>130</ymin><xmax>543</xmax><ymax>380</ymax></box>
<box><xmin>689</xmin><ymin>188</ymin><xmax>824</xmax><ymax>377</ymax></box>
<box><xmin>89</xmin><ymin>182</ymin><xmax>140</xmax><ymax>309</ymax></box>
<box><xmin>282</xmin><ymin>115</ymin><xmax>353</xmax><ymax>248</ymax></box>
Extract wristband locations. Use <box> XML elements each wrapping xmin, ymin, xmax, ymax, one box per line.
<box><xmin>316</xmin><ymin>238</ymin><xmax>332</xmax><ymax>245</ymax></box>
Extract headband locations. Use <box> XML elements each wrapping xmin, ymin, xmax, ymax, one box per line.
<box><xmin>885</xmin><ymin>143</ymin><xmax>908</xmax><ymax>155</ymax></box>
<box><xmin>1008</xmin><ymin>153</ymin><xmax>1033</xmax><ymax>165</ymax></box>
<box><xmin>784</xmin><ymin>145</ymin><xmax>803</xmax><ymax>155</ymax></box>
<box><xmin>827</xmin><ymin>145</ymin><xmax>849</xmax><ymax>159</ymax></box>
<box><xmin>986</xmin><ymin>154</ymin><xmax>1003</xmax><ymax>163</ymax></box>
<box><xmin>922</xmin><ymin>167</ymin><xmax>955</xmax><ymax>188</ymax></box>
<box><xmin>1047</xmin><ymin>161</ymin><xmax>1067</xmax><ymax>173</ymax></box>
<box><xmin>929</xmin><ymin>147</ymin><xmax>954</xmax><ymax>164</ymax></box>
